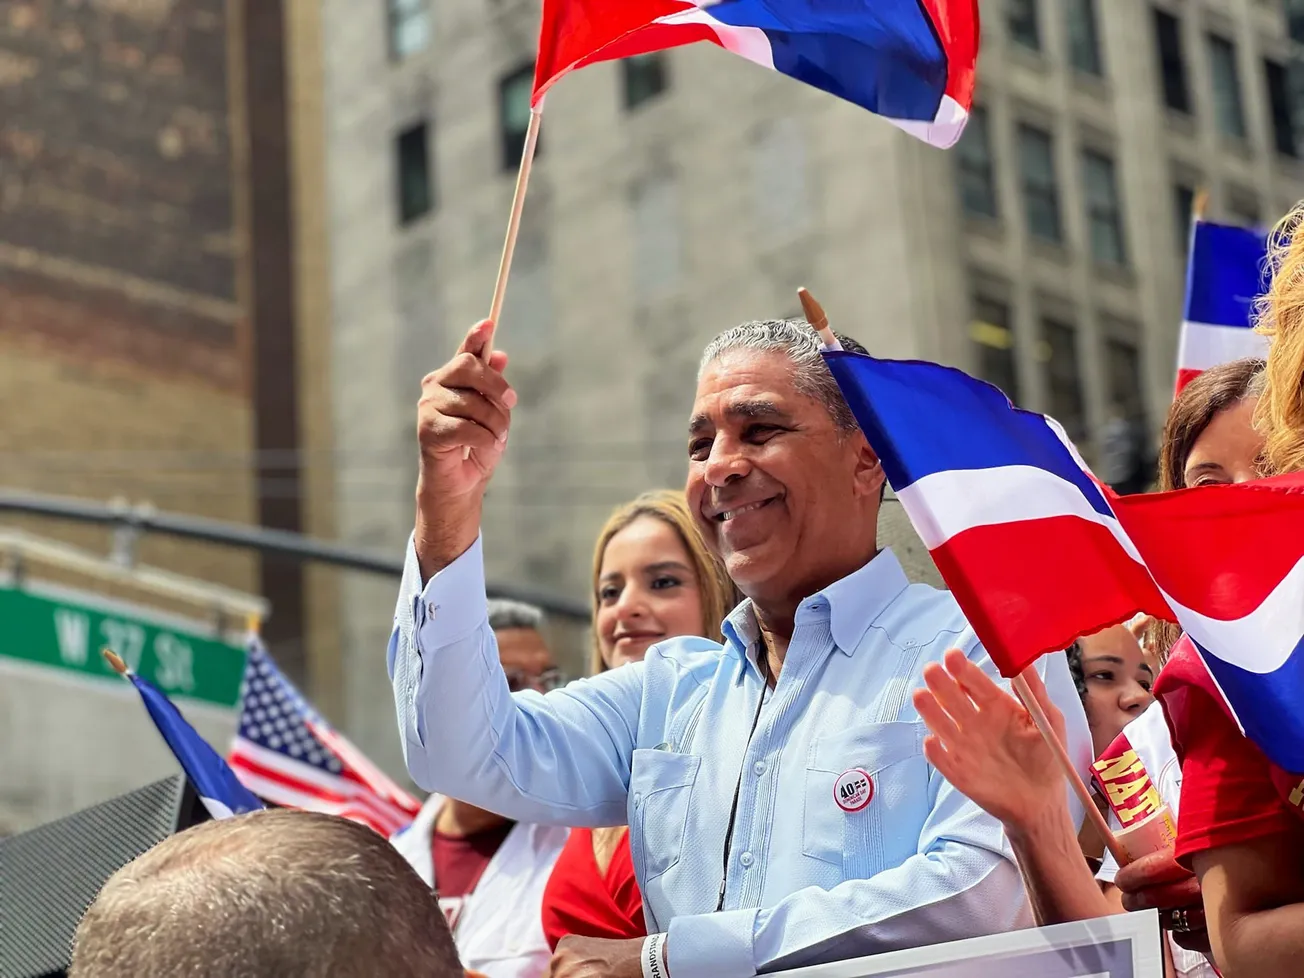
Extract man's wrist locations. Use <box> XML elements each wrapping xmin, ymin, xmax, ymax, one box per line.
<box><xmin>414</xmin><ymin>481</ymin><xmax>482</xmax><ymax>580</ymax></box>
<box><xmin>1005</xmin><ymin>796</ymin><xmax>1078</xmax><ymax>851</ymax></box>
<box><xmin>641</xmin><ymin>933</ymin><xmax>669</xmax><ymax>978</ymax></box>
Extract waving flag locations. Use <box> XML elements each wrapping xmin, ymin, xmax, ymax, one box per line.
<box><xmin>1177</xmin><ymin>220</ymin><xmax>1270</xmax><ymax>393</ymax></box>
<box><xmin>533</xmin><ymin>0</ymin><xmax>979</xmax><ymax>148</ymax></box>
<box><xmin>110</xmin><ymin>653</ymin><xmax>263</xmax><ymax>820</ymax></box>
<box><xmin>825</xmin><ymin>350</ymin><xmax>1304</xmax><ymax>771</ymax></box>
<box><xmin>228</xmin><ymin>637</ymin><xmax>420</xmax><ymax>836</ymax></box>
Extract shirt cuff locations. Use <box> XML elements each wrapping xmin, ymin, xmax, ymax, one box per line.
<box><xmin>666</xmin><ymin>907</ymin><xmax>757</xmax><ymax>978</ymax></box>
<box><xmin>411</xmin><ymin>533</ymin><xmax>489</xmax><ymax>648</ymax></box>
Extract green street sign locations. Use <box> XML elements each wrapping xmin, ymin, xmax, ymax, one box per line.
<box><xmin>0</xmin><ymin>584</ymin><xmax>246</xmax><ymax>708</ymax></box>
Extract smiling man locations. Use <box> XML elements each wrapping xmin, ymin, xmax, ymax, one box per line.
<box><xmin>390</xmin><ymin>318</ymin><xmax>1091</xmax><ymax>978</ymax></box>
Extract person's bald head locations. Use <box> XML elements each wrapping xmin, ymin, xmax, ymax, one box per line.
<box><xmin>70</xmin><ymin>809</ymin><xmax>462</xmax><ymax>978</ymax></box>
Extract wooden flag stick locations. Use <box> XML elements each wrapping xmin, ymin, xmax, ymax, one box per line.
<box><xmin>481</xmin><ymin>103</ymin><xmax>545</xmax><ymax>360</ymax></box>
<box><xmin>797</xmin><ymin>287</ymin><xmax>842</xmax><ymax>351</ymax></box>
<box><xmin>1011</xmin><ymin>668</ymin><xmax>1129</xmax><ymax>867</ymax></box>
<box><xmin>102</xmin><ymin>648</ymin><xmax>129</xmax><ymax>675</ymax></box>
<box><xmin>1192</xmin><ymin>187</ymin><xmax>1209</xmax><ymax>222</ymax></box>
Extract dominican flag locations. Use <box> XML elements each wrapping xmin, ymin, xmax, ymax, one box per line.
<box><xmin>1177</xmin><ymin>220</ymin><xmax>1270</xmax><ymax>393</ymax></box>
<box><xmin>533</xmin><ymin>0</ymin><xmax>979</xmax><ymax>148</ymax></box>
<box><xmin>825</xmin><ymin>350</ymin><xmax>1304</xmax><ymax>772</ymax></box>
<box><xmin>228</xmin><ymin>637</ymin><xmax>420</xmax><ymax>836</ymax></box>
<box><xmin>116</xmin><ymin>665</ymin><xmax>264</xmax><ymax>820</ymax></box>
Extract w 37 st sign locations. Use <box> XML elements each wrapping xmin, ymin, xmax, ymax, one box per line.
<box><xmin>0</xmin><ymin>584</ymin><xmax>246</xmax><ymax>708</ymax></box>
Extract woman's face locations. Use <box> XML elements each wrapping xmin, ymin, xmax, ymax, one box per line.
<box><xmin>1182</xmin><ymin>397</ymin><xmax>1263</xmax><ymax>487</ymax></box>
<box><xmin>1078</xmin><ymin>626</ymin><xmax>1155</xmax><ymax>757</ymax></box>
<box><xmin>595</xmin><ymin>516</ymin><xmax>705</xmax><ymax>669</ymax></box>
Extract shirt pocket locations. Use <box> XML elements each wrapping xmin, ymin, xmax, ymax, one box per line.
<box><xmin>802</xmin><ymin>722</ymin><xmax>929</xmax><ymax>881</ymax></box>
<box><xmin>628</xmin><ymin>748</ymin><xmax>701</xmax><ymax>885</ymax></box>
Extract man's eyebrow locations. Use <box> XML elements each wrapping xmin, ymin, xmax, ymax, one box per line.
<box><xmin>689</xmin><ymin>400</ymin><xmax>791</xmax><ymax>436</ymax></box>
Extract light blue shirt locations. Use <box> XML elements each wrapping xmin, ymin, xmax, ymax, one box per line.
<box><xmin>389</xmin><ymin>537</ymin><xmax>1092</xmax><ymax>978</ymax></box>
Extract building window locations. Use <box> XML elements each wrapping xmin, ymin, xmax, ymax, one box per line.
<box><xmin>1106</xmin><ymin>336</ymin><xmax>1145</xmax><ymax>423</ymax></box>
<box><xmin>1153</xmin><ymin>9</ymin><xmax>1190</xmax><ymax>114</ymax></box>
<box><xmin>956</xmin><ymin>106</ymin><xmax>998</xmax><ymax>218</ymax></box>
<box><xmin>389</xmin><ymin>0</ymin><xmax>430</xmax><ymax>60</ymax></box>
<box><xmin>971</xmin><ymin>297</ymin><xmax>1021</xmax><ymax>404</ymax></box>
<box><xmin>1082</xmin><ymin>150</ymin><xmax>1127</xmax><ymax>265</ymax></box>
<box><xmin>1265</xmin><ymin>60</ymin><xmax>1299</xmax><ymax>158</ymax></box>
<box><xmin>1007</xmin><ymin>0</ymin><xmax>1041</xmax><ymax>51</ymax></box>
<box><xmin>1018</xmin><ymin>124</ymin><xmax>1062</xmax><ymax>243</ymax></box>
<box><xmin>1066</xmin><ymin>0</ymin><xmax>1103</xmax><ymax>76</ymax></box>
<box><xmin>498</xmin><ymin>63</ymin><xmax>536</xmax><ymax>171</ymax></box>
<box><xmin>395</xmin><ymin>122</ymin><xmax>432</xmax><ymax>225</ymax></box>
<box><xmin>1042</xmin><ymin>319</ymin><xmax>1085</xmax><ymax>440</ymax></box>
<box><xmin>1173</xmin><ymin>182</ymin><xmax>1195</xmax><ymax>250</ymax></box>
<box><xmin>1227</xmin><ymin>188</ymin><xmax>1260</xmax><ymax>228</ymax></box>
<box><xmin>623</xmin><ymin>54</ymin><xmax>668</xmax><ymax>110</ymax></box>
<box><xmin>1207</xmin><ymin>34</ymin><xmax>1247</xmax><ymax>139</ymax></box>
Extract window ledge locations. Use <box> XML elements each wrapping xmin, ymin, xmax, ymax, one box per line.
<box><xmin>1090</xmin><ymin>261</ymin><xmax>1136</xmax><ymax>288</ymax></box>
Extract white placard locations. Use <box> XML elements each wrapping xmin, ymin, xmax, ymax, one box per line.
<box><xmin>769</xmin><ymin>911</ymin><xmax>1163</xmax><ymax>978</ymax></box>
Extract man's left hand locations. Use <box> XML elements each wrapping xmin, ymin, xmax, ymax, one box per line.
<box><xmin>548</xmin><ymin>936</ymin><xmax>645</xmax><ymax>978</ymax></box>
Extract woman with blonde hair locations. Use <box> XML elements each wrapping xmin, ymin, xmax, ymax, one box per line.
<box><xmin>539</xmin><ymin>489</ymin><xmax>738</xmax><ymax>951</ymax></box>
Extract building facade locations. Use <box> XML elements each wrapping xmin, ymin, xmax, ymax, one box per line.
<box><xmin>0</xmin><ymin>0</ymin><xmax>340</xmax><ymax>830</ymax></box>
<box><xmin>319</xmin><ymin>0</ymin><xmax>1304</xmax><ymax>772</ymax></box>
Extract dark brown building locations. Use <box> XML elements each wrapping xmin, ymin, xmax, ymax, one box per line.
<box><xmin>0</xmin><ymin>0</ymin><xmax>338</xmax><ymax>700</ymax></box>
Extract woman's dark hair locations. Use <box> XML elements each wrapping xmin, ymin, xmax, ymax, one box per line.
<box><xmin>1066</xmin><ymin>640</ymin><xmax>1087</xmax><ymax>702</ymax></box>
<box><xmin>1148</xmin><ymin>358</ymin><xmax>1265</xmax><ymax>657</ymax></box>
<box><xmin>1156</xmin><ymin>358</ymin><xmax>1265</xmax><ymax>492</ymax></box>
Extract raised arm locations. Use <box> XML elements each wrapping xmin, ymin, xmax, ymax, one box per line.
<box><xmin>388</xmin><ymin>320</ymin><xmax>642</xmax><ymax>826</ymax></box>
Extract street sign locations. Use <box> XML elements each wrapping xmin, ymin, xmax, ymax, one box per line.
<box><xmin>0</xmin><ymin>583</ymin><xmax>246</xmax><ymax>708</ymax></box>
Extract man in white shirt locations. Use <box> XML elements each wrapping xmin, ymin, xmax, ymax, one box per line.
<box><xmin>390</xmin><ymin>318</ymin><xmax>1092</xmax><ymax>978</ymax></box>
<box><xmin>391</xmin><ymin>599</ymin><xmax>568</xmax><ymax>978</ymax></box>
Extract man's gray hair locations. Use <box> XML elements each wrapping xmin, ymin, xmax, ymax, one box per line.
<box><xmin>487</xmin><ymin>598</ymin><xmax>546</xmax><ymax>633</ymax></box>
<box><xmin>698</xmin><ymin>319</ymin><xmax>868</xmax><ymax>431</ymax></box>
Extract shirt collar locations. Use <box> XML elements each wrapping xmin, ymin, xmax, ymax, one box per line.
<box><xmin>720</xmin><ymin>548</ymin><xmax>912</xmax><ymax>670</ymax></box>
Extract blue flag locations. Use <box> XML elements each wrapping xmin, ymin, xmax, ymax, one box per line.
<box><xmin>122</xmin><ymin>668</ymin><xmax>264</xmax><ymax>819</ymax></box>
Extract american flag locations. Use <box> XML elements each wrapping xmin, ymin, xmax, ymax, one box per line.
<box><xmin>227</xmin><ymin>636</ymin><xmax>421</xmax><ymax>836</ymax></box>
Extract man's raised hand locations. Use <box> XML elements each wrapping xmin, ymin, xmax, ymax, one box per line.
<box><xmin>414</xmin><ymin>320</ymin><xmax>517</xmax><ymax>576</ymax></box>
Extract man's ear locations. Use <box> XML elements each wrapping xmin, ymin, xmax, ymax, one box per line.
<box><xmin>850</xmin><ymin>431</ymin><xmax>886</xmax><ymax>498</ymax></box>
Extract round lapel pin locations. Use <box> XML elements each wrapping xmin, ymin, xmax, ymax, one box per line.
<box><xmin>834</xmin><ymin>768</ymin><xmax>874</xmax><ymax>813</ymax></box>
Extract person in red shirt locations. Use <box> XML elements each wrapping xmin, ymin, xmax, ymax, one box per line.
<box><xmin>539</xmin><ymin>490</ymin><xmax>737</xmax><ymax>950</ymax></box>
<box><xmin>1152</xmin><ymin>210</ymin><xmax>1304</xmax><ymax>978</ymax></box>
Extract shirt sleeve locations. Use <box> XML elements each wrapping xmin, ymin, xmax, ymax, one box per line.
<box><xmin>387</xmin><ymin>534</ymin><xmax>643</xmax><ymax>827</ymax></box>
<box><xmin>1170</xmin><ymin>683</ymin><xmax>1298</xmax><ymax>867</ymax></box>
<box><xmin>666</xmin><ymin>648</ymin><xmax>1081</xmax><ymax>978</ymax></box>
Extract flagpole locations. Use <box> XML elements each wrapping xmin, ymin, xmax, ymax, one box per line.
<box><xmin>481</xmin><ymin>102</ymin><xmax>545</xmax><ymax>359</ymax></box>
<box><xmin>1011</xmin><ymin>669</ymin><xmax>1129</xmax><ymax>866</ymax></box>
<box><xmin>798</xmin><ymin>287</ymin><xmax>842</xmax><ymax>351</ymax></box>
<box><xmin>103</xmin><ymin>648</ymin><xmax>129</xmax><ymax>675</ymax></box>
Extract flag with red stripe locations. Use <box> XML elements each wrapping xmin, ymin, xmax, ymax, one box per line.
<box><xmin>1177</xmin><ymin>220</ymin><xmax>1270</xmax><ymax>393</ymax></box>
<box><xmin>227</xmin><ymin>637</ymin><xmax>420</xmax><ymax>836</ymax></box>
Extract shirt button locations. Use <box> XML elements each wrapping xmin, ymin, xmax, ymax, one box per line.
<box><xmin>427</xmin><ymin>602</ymin><xmax>438</xmax><ymax>619</ymax></box>
<box><xmin>634</xmin><ymin>793</ymin><xmax>642</xmax><ymax>807</ymax></box>
<box><xmin>753</xmin><ymin>760</ymin><xmax>766</xmax><ymax>776</ymax></box>
<box><xmin>740</xmin><ymin>852</ymin><xmax>754</xmax><ymax>868</ymax></box>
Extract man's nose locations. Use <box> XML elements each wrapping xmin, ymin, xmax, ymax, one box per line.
<box><xmin>703</xmin><ymin>437</ymin><xmax>750</xmax><ymax>487</ymax></box>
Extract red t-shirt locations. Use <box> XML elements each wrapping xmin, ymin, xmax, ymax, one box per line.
<box><xmin>1153</xmin><ymin>638</ymin><xmax>1304</xmax><ymax>868</ymax></box>
<box><xmin>540</xmin><ymin>827</ymin><xmax>645</xmax><ymax>950</ymax></box>
<box><xmin>431</xmin><ymin>821</ymin><xmax>514</xmax><ymax>931</ymax></box>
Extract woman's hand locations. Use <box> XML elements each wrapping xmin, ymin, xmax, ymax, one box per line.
<box><xmin>913</xmin><ymin>649</ymin><xmax>1067</xmax><ymax>832</ymax></box>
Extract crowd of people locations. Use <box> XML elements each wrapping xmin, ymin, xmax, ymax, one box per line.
<box><xmin>66</xmin><ymin>207</ymin><xmax>1304</xmax><ymax>977</ymax></box>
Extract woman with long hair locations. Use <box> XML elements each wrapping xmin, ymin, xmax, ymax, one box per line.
<box><xmin>539</xmin><ymin>490</ymin><xmax>738</xmax><ymax>950</ymax></box>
